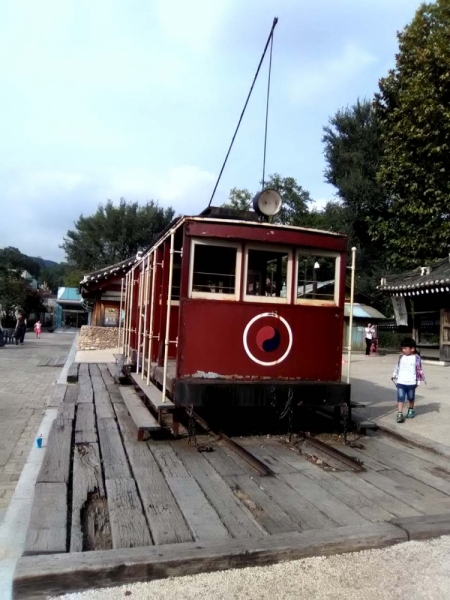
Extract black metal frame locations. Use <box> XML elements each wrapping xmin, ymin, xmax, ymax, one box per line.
<box><xmin>174</xmin><ymin>379</ymin><xmax>351</xmax><ymax>408</ymax></box>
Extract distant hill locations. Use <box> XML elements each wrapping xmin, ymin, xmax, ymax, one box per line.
<box><xmin>30</xmin><ymin>257</ymin><xmax>60</xmax><ymax>269</ymax></box>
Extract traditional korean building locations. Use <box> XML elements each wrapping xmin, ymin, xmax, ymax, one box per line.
<box><xmin>79</xmin><ymin>257</ymin><xmax>137</xmax><ymax>327</ymax></box>
<box><xmin>379</xmin><ymin>257</ymin><xmax>450</xmax><ymax>362</ymax></box>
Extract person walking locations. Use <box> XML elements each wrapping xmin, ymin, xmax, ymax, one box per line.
<box><xmin>364</xmin><ymin>322</ymin><xmax>375</xmax><ymax>356</ymax></box>
<box><xmin>14</xmin><ymin>312</ymin><xmax>27</xmax><ymax>345</ymax></box>
<box><xmin>34</xmin><ymin>320</ymin><xmax>42</xmax><ymax>339</ymax></box>
<box><xmin>392</xmin><ymin>337</ymin><xmax>426</xmax><ymax>423</ymax></box>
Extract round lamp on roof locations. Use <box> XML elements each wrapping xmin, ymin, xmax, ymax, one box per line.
<box><xmin>252</xmin><ymin>188</ymin><xmax>282</xmax><ymax>218</ymax></box>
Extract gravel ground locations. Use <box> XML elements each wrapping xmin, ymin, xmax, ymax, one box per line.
<box><xmin>52</xmin><ymin>535</ymin><xmax>450</xmax><ymax>600</ymax></box>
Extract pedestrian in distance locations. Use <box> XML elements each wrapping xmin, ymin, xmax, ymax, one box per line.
<box><xmin>392</xmin><ymin>337</ymin><xmax>426</xmax><ymax>423</ymax></box>
<box><xmin>34</xmin><ymin>320</ymin><xmax>42</xmax><ymax>339</ymax></box>
<box><xmin>364</xmin><ymin>322</ymin><xmax>375</xmax><ymax>356</ymax></box>
<box><xmin>14</xmin><ymin>312</ymin><xmax>27</xmax><ymax>345</ymax></box>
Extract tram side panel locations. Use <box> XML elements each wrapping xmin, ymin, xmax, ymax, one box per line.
<box><xmin>175</xmin><ymin>300</ymin><xmax>349</xmax><ymax>407</ymax></box>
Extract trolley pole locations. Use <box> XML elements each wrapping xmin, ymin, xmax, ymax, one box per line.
<box><xmin>346</xmin><ymin>247</ymin><xmax>357</xmax><ymax>383</ymax></box>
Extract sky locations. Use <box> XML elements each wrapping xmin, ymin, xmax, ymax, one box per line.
<box><xmin>0</xmin><ymin>0</ymin><xmax>421</xmax><ymax>261</ymax></box>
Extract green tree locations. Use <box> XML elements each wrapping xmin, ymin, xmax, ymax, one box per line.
<box><xmin>266</xmin><ymin>174</ymin><xmax>312</xmax><ymax>226</ymax></box>
<box><xmin>222</xmin><ymin>187</ymin><xmax>252</xmax><ymax>211</ymax></box>
<box><xmin>323</xmin><ymin>99</ymin><xmax>386</xmax><ymax>245</ymax></box>
<box><xmin>223</xmin><ymin>175</ymin><xmax>312</xmax><ymax>226</ymax></box>
<box><xmin>0</xmin><ymin>247</ymin><xmax>41</xmax><ymax>278</ymax></box>
<box><xmin>375</xmin><ymin>0</ymin><xmax>450</xmax><ymax>268</ymax></box>
<box><xmin>62</xmin><ymin>198</ymin><xmax>175</xmax><ymax>272</ymax></box>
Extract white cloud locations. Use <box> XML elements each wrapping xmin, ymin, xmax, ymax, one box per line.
<box><xmin>0</xmin><ymin>165</ymin><xmax>220</xmax><ymax>261</ymax></box>
<box><xmin>108</xmin><ymin>165</ymin><xmax>217</xmax><ymax>213</ymax></box>
<box><xmin>288</xmin><ymin>44</ymin><xmax>377</xmax><ymax>106</ymax></box>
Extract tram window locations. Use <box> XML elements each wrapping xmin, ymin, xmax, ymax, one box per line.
<box><xmin>296</xmin><ymin>252</ymin><xmax>339</xmax><ymax>304</ymax></box>
<box><xmin>190</xmin><ymin>241</ymin><xmax>240</xmax><ymax>299</ymax></box>
<box><xmin>244</xmin><ymin>247</ymin><xmax>292</xmax><ymax>303</ymax></box>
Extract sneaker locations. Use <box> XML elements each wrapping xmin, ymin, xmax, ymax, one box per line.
<box><xmin>407</xmin><ymin>408</ymin><xmax>416</xmax><ymax>419</ymax></box>
<box><xmin>397</xmin><ymin>412</ymin><xmax>405</xmax><ymax>423</ymax></box>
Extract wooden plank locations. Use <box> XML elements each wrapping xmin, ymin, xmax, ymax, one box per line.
<box><xmin>57</xmin><ymin>403</ymin><xmax>75</xmax><ymax>421</ymax></box>
<box><xmin>391</xmin><ymin>513</ymin><xmax>450</xmax><ymax>540</ymax></box>
<box><xmin>37</xmin><ymin>418</ymin><xmax>73</xmax><ymax>484</ymax></box>
<box><xmin>326</xmin><ymin>441</ymin><xmax>388</xmax><ymax>472</ymax></box>
<box><xmin>67</xmin><ymin>363</ymin><xmax>79</xmax><ymax>384</ymax></box>
<box><xmin>224</xmin><ymin>474</ymin><xmax>301</xmax><ymax>535</ymax></box>
<box><xmin>130</xmin><ymin>372</ymin><xmax>175</xmax><ymax>410</ymax></box>
<box><xmin>113</xmin><ymin>404</ymin><xmax>192</xmax><ymax>544</ymax></box>
<box><xmin>382</xmin><ymin>469</ymin><xmax>449</xmax><ymax>500</ymax></box>
<box><xmin>254</xmin><ymin>474</ymin><xmax>339</xmax><ymax>530</ymax></box>
<box><xmin>372</xmin><ymin>433</ymin><xmax>450</xmax><ymax>472</ymax></box>
<box><xmin>14</xmin><ymin>523</ymin><xmax>408</xmax><ymax>600</ymax></box>
<box><xmin>238</xmin><ymin>439</ymin><xmax>296</xmax><ymax>474</ymax></box>
<box><xmin>75</xmin><ymin>404</ymin><xmax>97</xmax><ymax>445</ymax></box>
<box><xmin>106</xmin><ymin>362</ymin><xmax>117</xmax><ymax>382</ymax></box>
<box><xmin>77</xmin><ymin>364</ymin><xmax>93</xmax><ymax>403</ymax></box>
<box><xmin>119</xmin><ymin>386</ymin><xmax>161</xmax><ymax>438</ymax></box>
<box><xmin>46</xmin><ymin>384</ymin><xmax>67</xmax><ymax>408</ymax></box>
<box><xmin>99</xmin><ymin>367</ymin><xmax>124</xmax><ymax>403</ymax></box>
<box><xmin>151</xmin><ymin>442</ymin><xmax>230</xmax><ymax>541</ymax></box>
<box><xmin>174</xmin><ymin>443</ymin><xmax>265</xmax><ymax>538</ymax></box>
<box><xmin>280</xmin><ymin>471</ymin><xmax>368</xmax><ymax>527</ymax></box>
<box><xmin>332</xmin><ymin>471</ymin><xmax>422</xmax><ymax>518</ymax></box>
<box><xmin>70</xmin><ymin>443</ymin><xmax>109</xmax><ymax>553</ymax></box>
<box><xmin>63</xmin><ymin>384</ymin><xmax>78</xmax><ymax>404</ymax></box>
<box><xmin>97</xmin><ymin>418</ymin><xmax>131</xmax><ymax>480</ymax></box>
<box><xmin>94</xmin><ymin>390</ymin><xmax>115</xmax><ymax>419</ymax></box>
<box><xmin>203</xmin><ymin>444</ymin><xmax>251</xmax><ymax>477</ymax></box>
<box><xmin>358</xmin><ymin>470</ymin><xmax>435</xmax><ymax>514</ymax></box>
<box><xmin>256</xmin><ymin>443</ymin><xmax>394</xmax><ymax>523</ymax></box>
<box><xmin>105</xmin><ymin>478</ymin><xmax>152</xmax><ymax>549</ymax></box>
<box><xmin>357</xmin><ymin>439</ymin><xmax>450</xmax><ymax>497</ymax></box>
<box><xmin>89</xmin><ymin>364</ymin><xmax>102</xmax><ymax>378</ymax></box>
<box><xmin>23</xmin><ymin>483</ymin><xmax>67</xmax><ymax>556</ymax></box>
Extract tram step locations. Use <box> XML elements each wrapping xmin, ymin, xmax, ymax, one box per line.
<box><xmin>357</xmin><ymin>420</ymin><xmax>378</xmax><ymax>434</ymax></box>
<box><xmin>130</xmin><ymin>372</ymin><xmax>175</xmax><ymax>411</ymax></box>
<box><xmin>119</xmin><ymin>386</ymin><xmax>161</xmax><ymax>440</ymax></box>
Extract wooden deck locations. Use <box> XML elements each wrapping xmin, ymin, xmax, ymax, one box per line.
<box><xmin>14</xmin><ymin>363</ymin><xmax>450</xmax><ymax>598</ymax></box>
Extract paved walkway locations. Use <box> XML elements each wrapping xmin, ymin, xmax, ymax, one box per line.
<box><xmin>349</xmin><ymin>353</ymin><xmax>450</xmax><ymax>446</ymax></box>
<box><xmin>0</xmin><ymin>332</ymin><xmax>74</xmax><ymax>525</ymax></box>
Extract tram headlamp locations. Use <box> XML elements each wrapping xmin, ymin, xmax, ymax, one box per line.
<box><xmin>252</xmin><ymin>188</ymin><xmax>282</xmax><ymax>218</ymax></box>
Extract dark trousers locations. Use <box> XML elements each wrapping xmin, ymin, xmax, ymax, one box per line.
<box><xmin>365</xmin><ymin>338</ymin><xmax>372</xmax><ymax>356</ymax></box>
<box><xmin>16</xmin><ymin>328</ymin><xmax>26</xmax><ymax>344</ymax></box>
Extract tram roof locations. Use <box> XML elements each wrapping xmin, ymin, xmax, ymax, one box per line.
<box><xmin>135</xmin><ymin>214</ymin><xmax>347</xmax><ymax>265</ymax></box>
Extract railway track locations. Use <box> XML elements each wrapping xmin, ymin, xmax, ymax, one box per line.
<box><xmin>189</xmin><ymin>409</ymin><xmax>364</xmax><ymax>476</ymax></box>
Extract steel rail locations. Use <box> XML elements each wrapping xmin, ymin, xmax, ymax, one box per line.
<box><xmin>304</xmin><ymin>435</ymin><xmax>364</xmax><ymax>472</ymax></box>
<box><xmin>190</xmin><ymin>411</ymin><xmax>273</xmax><ymax>477</ymax></box>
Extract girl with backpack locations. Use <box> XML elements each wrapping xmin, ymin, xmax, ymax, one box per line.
<box><xmin>392</xmin><ymin>337</ymin><xmax>426</xmax><ymax>423</ymax></box>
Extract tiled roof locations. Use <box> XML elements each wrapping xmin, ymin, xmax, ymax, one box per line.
<box><xmin>379</xmin><ymin>258</ymin><xmax>450</xmax><ymax>292</ymax></box>
<box><xmin>80</xmin><ymin>257</ymin><xmax>137</xmax><ymax>285</ymax></box>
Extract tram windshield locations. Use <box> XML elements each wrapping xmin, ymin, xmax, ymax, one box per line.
<box><xmin>296</xmin><ymin>253</ymin><xmax>339</xmax><ymax>303</ymax></box>
<box><xmin>246</xmin><ymin>248</ymin><xmax>289</xmax><ymax>298</ymax></box>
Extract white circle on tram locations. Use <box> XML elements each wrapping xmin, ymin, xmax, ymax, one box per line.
<box><xmin>243</xmin><ymin>312</ymin><xmax>293</xmax><ymax>367</ymax></box>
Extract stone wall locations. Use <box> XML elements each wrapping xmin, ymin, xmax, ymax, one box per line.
<box><xmin>78</xmin><ymin>326</ymin><xmax>123</xmax><ymax>351</ymax></box>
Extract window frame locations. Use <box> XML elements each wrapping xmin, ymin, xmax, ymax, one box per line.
<box><xmin>188</xmin><ymin>238</ymin><xmax>242</xmax><ymax>301</ymax></box>
<box><xmin>243</xmin><ymin>243</ymin><xmax>293</xmax><ymax>304</ymax></box>
<box><xmin>295</xmin><ymin>249</ymin><xmax>341</xmax><ymax>306</ymax></box>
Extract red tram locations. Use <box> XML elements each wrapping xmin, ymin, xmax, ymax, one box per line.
<box><xmin>120</xmin><ymin>205</ymin><xmax>350</xmax><ymax>417</ymax></box>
